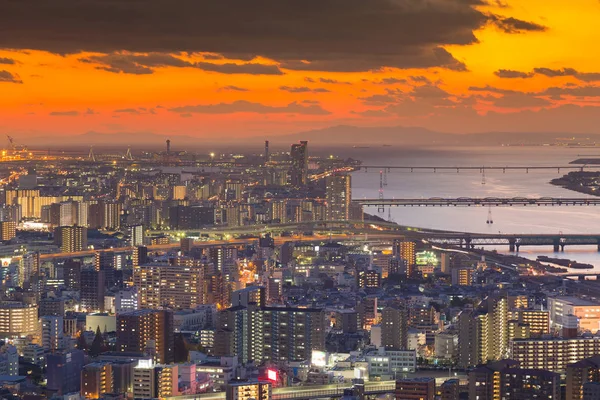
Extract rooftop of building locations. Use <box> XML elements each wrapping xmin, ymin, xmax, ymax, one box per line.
<box><xmin>550</xmin><ymin>296</ymin><xmax>600</xmax><ymax>306</ymax></box>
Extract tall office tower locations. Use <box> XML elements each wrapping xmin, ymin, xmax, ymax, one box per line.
<box><xmin>63</xmin><ymin>260</ymin><xmax>81</xmax><ymax>290</ymax></box>
<box><xmin>19</xmin><ymin>252</ymin><xmax>39</xmax><ymax>287</ymax></box>
<box><xmin>290</xmin><ymin>140</ymin><xmax>308</xmax><ymax>187</ymax></box>
<box><xmin>80</xmin><ymin>362</ymin><xmax>114</xmax><ymax>399</ymax></box>
<box><xmin>469</xmin><ymin>360</ymin><xmax>560</xmax><ymax>400</ymax></box>
<box><xmin>116</xmin><ymin>309</ymin><xmax>174</xmax><ymax>364</ymax></box>
<box><xmin>264</xmin><ymin>140</ymin><xmax>269</xmax><ymax>163</ymax></box>
<box><xmin>55</xmin><ymin>225</ymin><xmax>88</xmax><ymax>253</ymax></box>
<box><xmin>80</xmin><ymin>269</ymin><xmax>106</xmax><ymax>312</ymax></box>
<box><xmin>381</xmin><ymin>306</ymin><xmax>408</xmax><ymax>350</ymax></box>
<box><xmin>457</xmin><ymin>297</ymin><xmax>508</xmax><ymax>368</ymax></box>
<box><xmin>41</xmin><ymin>316</ymin><xmax>64</xmax><ymax>351</ymax></box>
<box><xmin>395</xmin><ymin>378</ymin><xmax>435</xmax><ymax>400</ymax></box>
<box><xmin>127</xmin><ymin>224</ymin><xmax>144</xmax><ymax>247</ymax></box>
<box><xmin>134</xmin><ymin>262</ymin><xmax>205</xmax><ymax>309</ymax></box>
<box><xmin>325</xmin><ymin>174</ymin><xmax>351</xmax><ymax>221</ymax></box>
<box><xmin>0</xmin><ymin>221</ymin><xmax>16</xmax><ymax>241</ymax></box>
<box><xmin>226</xmin><ymin>380</ymin><xmax>271</xmax><ymax>400</ymax></box>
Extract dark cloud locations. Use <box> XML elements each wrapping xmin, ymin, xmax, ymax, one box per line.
<box><xmin>220</xmin><ymin>85</ymin><xmax>249</xmax><ymax>92</ymax></box>
<box><xmin>468</xmin><ymin>85</ymin><xmax>520</xmax><ymax>95</ymax></box>
<box><xmin>0</xmin><ymin>70</ymin><xmax>22</xmax><ymax>83</ymax></box>
<box><xmin>541</xmin><ymin>85</ymin><xmax>600</xmax><ymax>98</ymax></box>
<box><xmin>280</xmin><ymin>86</ymin><xmax>330</xmax><ymax>93</ymax></box>
<box><xmin>376</xmin><ymin>78</ymin><xmax>408</xmax><ymax>85</ymax></box>
<box><xmin>304</xmin><ymin>77</ymin><xmax>316</xmax><ymax>83</ymax></box>
<box><xmin>0</xmin><ymin>0</ymin><xmax>544</xmax><ymax>72</ymax></box>
<box><xmin>202</xmin><ymin>53</ymin><xmax>224</xmax><ymax>60</ymax></box>
<box><xmin>0</xmin><ymin>57</ymin><xmax>18</xmax><ymax>65</ymax></box>
<box><xmin>168</xmin><ymin>100</ymin><xmax>331</xmax><ymax>115</ymax></box>
<box><xmin>114</xmin><ymin>107</ymin><xmax>157</xmax><ymax>114</ymax></box>
<box><xmin>359</xmin><ymin>94</ymin><xmax>399</xmax><ymax>105</ymax></box>
<box><xmin>494</xmin><ymin>69</ymin><xmax>534</xmax><ymax>78</ymax></box>
<box><xmin>196</xmin><ymin>62</ymin><xmax>283</xmax><ymax>75</ymax></box>
<box><xmin>50</xmin><ymin>110</ymin><xmax>80</xmax><ymax>116</ymax></box>
<box><xmin>533</xmin><ymin>67</ymin><xmax>578</xmax><ymax>77</ymax></box>
<box><xmin>488</xmin><ymin>16</ymin><xmax>547</xmax><ymax>33</ymax></box>
<box><xmin>410</xmin><ymin>76</ymin><xmax>432</xmax><ymax>84</ymax></box>
<box><xmin>494</xmin><ymin>67</ymin><xmax>600</xmax><ymax>82</ymax></box>
<box><xmin>319</xmin><ymin>78</ymin><xmax>350</xmax><ymax>85</ymax></box>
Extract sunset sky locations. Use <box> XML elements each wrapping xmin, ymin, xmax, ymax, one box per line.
<box><xmin>2</xmin><ymin>0</ymin><xmax>600</xmax><ymax>141</ymax></box>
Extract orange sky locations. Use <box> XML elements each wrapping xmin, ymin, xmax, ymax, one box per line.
<box><xmin>2</xmin><ymin>0</ymin><xmax>600</xmax><ymax>141</ymax></box>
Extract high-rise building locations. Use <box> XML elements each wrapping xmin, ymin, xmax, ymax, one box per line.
<box><xmin>395</xmin><ymin>377</ymin><xmax>435</xmax><ymax>400</ymax></box>
<box><xmin>80</xmin><ymin>269</ymin><xmax>106</xmax><ymax>312</ymax></box>
<box><xmin>135</xmin><ymin>261</ymin><xmax>205</xmax><ymax>309</ymax></box>
<box><xmin>116</xmin><ymin>309</ymin><xmax>174</xmax><ymax>364</ymax></box>
<box><xmin>566</xmin><ymin>356</ymin><xmax>600</xmax><ymax>400</ymax></box>
<box><xmin>216</xmin><ymin>305</ymin><xmax>325</xmax><ymax>364</ymax></box>
<box><xmin>19</xmin><ymin>252</ymin><xmax>39</xmax><ymax>287</ymax></box>
<box><xmin>0</xmin><ymin>221</ymin><xmax>16</xmax><ymax>241</ymax></box>
<box><xmin>457</xmin><ymin>297</ymin><xmax>508</xmax><ymax>368</ymax></box>
<box><xmin>511</xmin><ymin>336</ymin><xmax>600</xmax><ymax>372</ymax></box>
<box><xmin>127</xmin><ymin>224</ymin><xmax>144</xmax><ymax>247</ymax></box>
<box><xmin>382</xmin><ymin>306</ymin><xmax>408</xmax><ymax>350</ymax></box>
<box><xmin>41</xmin><ymin>315</ymin><xmax>64</xmax><ymax>351</ymax></box>
<box><xmin>394</xmin><ymin>241</ymin><xmax>416</xmax><ymax>277</ymax></box>
<box><xmin>47</xmin><ymin>349</ymin><xmax>85</xmax><ymax>395</ymax></box>
<box><xmin>469</xmin><ymin>360</ymin><xmax>560</xmax><ymax>400</ymax></box>
<box><xmin>226</xmin><ymin>380</ymin><xmax>271</xmax><ymax>400</ymax></box>
<box><xmin>55</xmin><ymin>225</ymin><xmax>87</xmax><ymax>253</ymax></box>
<box><xmin>0</xmin><ymin>344</ymin><xmax>18</xmax><ymax>376</ymax></box>
<box><xmin>0</xmin><ymin>302</ymin><xmax>38</xmax><ymax>338</ymax></box>
<box><xmin>325</xmin><ymin>174</ymin><xmax>351</xmax><ymax>221</ymax></box>
<box><xmin>81</xmin><ymin>362</ymin><xmax>114</xmax><ymax>399</ymax></box>
<box><xmin>63</xmin><ymin>260</ymin><xmax>81</xmax><ymax>290</ymax></box>
<box><xmin>133</xmin><ymin>360</ymin><xmax>179</xmax><ymax>399</ymax></box>
<box><xmin>290</xmin><ymin>141</ymin><xmax>308</xmax><ymax>187</ymax></box>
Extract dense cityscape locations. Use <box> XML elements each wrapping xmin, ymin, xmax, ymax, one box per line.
<box><xmin>5</xmin><ymin>1</ymin><xmax>600</xmax><ymax>399</ymax></box>
<box><xmin>0</xmin><ymin>139</ymin><xmax>596</xmax><ymax>400</ymax></box>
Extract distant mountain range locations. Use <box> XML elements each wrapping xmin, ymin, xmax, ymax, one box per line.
<box><xmin>28</xmin><ymin>126</ymin><xmax>600</xmax><ymax>149</ymax></box>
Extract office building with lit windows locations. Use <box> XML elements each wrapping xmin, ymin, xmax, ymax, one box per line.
<box><xmin>325</xmin><ymin>173</ymin><xmax>351</xmax><ymax>221</ymax></box>
<box><xmin>116</xmin><ymin>309</ymin><xmax>174</xmax><ymax>364</ymax></box>
<box><xmin>134</xmin><ymin>262</ymin><xmax>205</xmax><ymax>309</ymax></box>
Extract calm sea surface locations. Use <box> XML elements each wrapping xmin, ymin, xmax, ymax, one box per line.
<box><xmin>343</xmin><ymin>146</ymin><xmax>600</xmax><ymax>269</ymax></box>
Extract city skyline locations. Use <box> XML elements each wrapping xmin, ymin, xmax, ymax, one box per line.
<box><xmin>2</xmin><ymin>1</ymin><xmax>600</xmax><ymax>140</ymax></box>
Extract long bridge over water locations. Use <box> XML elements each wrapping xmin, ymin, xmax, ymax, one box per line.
<box><xmin>354</xmin><ymin>197</ymin><xmax>600</xmax><ymax>207</ymax></box>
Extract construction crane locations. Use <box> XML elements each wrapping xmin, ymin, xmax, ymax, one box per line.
<box><xmin>6</xmin><ymin>135</ymin><xmax>27</xmax><ymax>154</ymax></box>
